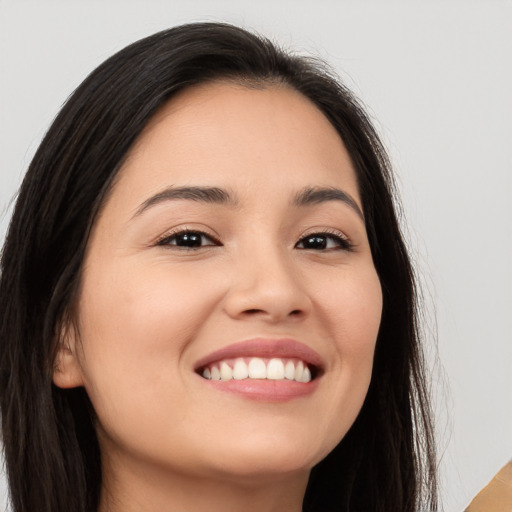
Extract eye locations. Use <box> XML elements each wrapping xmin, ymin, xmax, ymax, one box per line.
<box><xmin>156</xmin><ymin>230</ymin><xmax>220</xmax><ymax>249</ymax></box>
<box><xmin>295</xmin><ymin>231</ymin><xmax>353</xmax><ymax>251</ymax></box>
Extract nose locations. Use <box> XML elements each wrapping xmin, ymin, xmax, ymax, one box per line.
<box><xmin>222</xmin><ymin>247</ymin><xmax>312</xmax><ymax>324</ymax></box>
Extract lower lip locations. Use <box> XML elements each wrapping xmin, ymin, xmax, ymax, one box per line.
<box><xmin>200</xmin><ymin>377</ymin><xmax>320</xmax><ymax>402</ymax></box>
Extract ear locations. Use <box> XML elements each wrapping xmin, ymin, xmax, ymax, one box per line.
<box><xmin>52</xmin><ymin>323</ymin><xmax>85</xmax><ymax>389</ymax></box>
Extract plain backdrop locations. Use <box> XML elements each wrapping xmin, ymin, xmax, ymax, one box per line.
<box><xmin>0</xmin><ymin>1</ymin><xmax>511</xmax><ymax>511</ymax></box>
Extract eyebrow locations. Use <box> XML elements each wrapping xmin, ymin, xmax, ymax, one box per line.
<box><xmin>134</xmin><ymin>186</ymin><xmax>238</xmax><ymax>217</ymax></box>
<box><xmin>293</xmin><ymin>186</ymin><xmax>364</xmax><ymax>220</ymax></box>
<box><xmin>133</xmin><ymin>184</ymin><xmax>364</xmax><ymax>220</ymax></box>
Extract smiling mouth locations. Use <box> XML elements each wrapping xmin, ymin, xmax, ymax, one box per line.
<box><xmin>197</xmin><ymin>357</ymin><xmax>319</xmax><ymax>383</ymax></box>
<box><xmin>193</xmin><ymin>338</ymin><xmax>324</xmax><ymax>401</ymax></box>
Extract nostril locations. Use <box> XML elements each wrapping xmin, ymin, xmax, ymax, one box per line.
<box><xmin>243</xmin><ymin>308</ymin><xmax>303</xmax><ymax>318</ymax></box>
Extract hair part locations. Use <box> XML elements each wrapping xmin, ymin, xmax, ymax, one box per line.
<box><xmin>0</xmin><ymin>22</ymin><xmax>437</xmax><ymax>512</ymax></box>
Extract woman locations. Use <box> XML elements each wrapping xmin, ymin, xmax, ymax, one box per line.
<box><xmin>0</xmin><ymin>22</ymin><xmax>437</xmax><ymax>512</ymax></box>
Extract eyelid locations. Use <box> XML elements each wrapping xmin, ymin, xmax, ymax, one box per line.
<box><xmin>152</xmin><ymin>225</ymin><xmax>353</xmax><ymax>250</ymax></box>
<box><xmin>301</xmin><ymin>227</ymin><xmax>350</xmax><ymax>239</ymax></box>
<box><xmin>155</xmin><ymin>227</ymin><xmax>222</xmax><ymax>247</ymax></box>
<box><xmin>295</xmin><ymin>228</ymin><xmax>354</xmax><ymax>251</ymax></box>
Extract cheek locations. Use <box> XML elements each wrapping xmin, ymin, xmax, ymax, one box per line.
<box><xmin>72</xmin><ymin>260</ymin><xmax>230</xmax><ymax>456</ymax></box>
<box><xmin>316</xmin><ymin>268</ymin><xmax>382</xmax><ymax>413</ymax></box>
<box><xmin>320</xmin><ymin>266</ymin><xmax>382</xmax><ymax>356</ymax></box>
<box><xmin>75</xmin><ymin>259</ymin><xmax>224</xmax><ymax>404</ymax></box>
<box><xmin>80</xmin><ymin>258</ymin><xmax>219</xmax><ymax>349</ymax></box>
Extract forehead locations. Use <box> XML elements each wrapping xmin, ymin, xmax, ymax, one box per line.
<box><xmin>111</xmin><ymin>81</ymin><xmax>360</xmax><ymax>212</ymax></box>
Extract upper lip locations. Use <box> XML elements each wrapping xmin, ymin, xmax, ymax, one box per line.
<box><xmin>193</xmin><ymin>338</ymin><xmax>325</xmax><ymax>372</ymax></box>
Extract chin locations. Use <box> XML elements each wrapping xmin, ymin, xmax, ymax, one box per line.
<box><xmin>202</xmin><ymin>439</ymin><xmax>327</xmax><ymax>482</ymax></box>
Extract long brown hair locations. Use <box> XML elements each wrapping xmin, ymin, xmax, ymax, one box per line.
<box><xmin>0</xmin><ymin>22</ymin><xmax>437</xmax><ymax>512</ymax></box>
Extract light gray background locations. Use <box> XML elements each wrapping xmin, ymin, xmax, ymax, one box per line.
<box><xmin>0</xmin><ymin>1</ymin><xmax>511</xmax><ymax>511</ymax></box>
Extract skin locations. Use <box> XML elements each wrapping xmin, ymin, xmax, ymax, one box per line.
<box><xmin>54</xmin><ymin>82</ymin><xmax>383</xmax><ymax>512</ymax></box>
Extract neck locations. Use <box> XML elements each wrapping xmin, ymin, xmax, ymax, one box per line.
<box><xmin>98</xmin><ymin>452</ymin><xmax>309</xmax><ymax>512</ymax></box>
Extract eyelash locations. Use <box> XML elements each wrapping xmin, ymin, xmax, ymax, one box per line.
<box><xmin>156</xmin><ymin>229</ymin><xmax>221</xmax><ymax>249</ymax></box>
<box><xmin>156</xmin><ymin>228</ymin><xmax>354</xmax><ymax>252</ymax></box>
<box><xmin>295</xmin><ymin>229</ymin><xmax>354</xmax><ymax>252</ymax></box>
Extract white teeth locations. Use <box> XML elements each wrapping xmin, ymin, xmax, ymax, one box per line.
<box><xmin>300</xmin><ymin>366</ymin><xmax>312</xmax><ymax>383</ymax></box>
<box><xmin>220</xmin><ymin>361</ymin><xmax>233</xmax><ymax>381</ymax></box>
<box><xmin>202</xmin><ymin>357</ymin><xmax>314</xmax><ymax>383</ymax></box>
<box><xmin>284</xmin><ymin>360</ymin><xmax>295</xmax><ymax>380</ymax></box>
<box><xmin>248</xmin><ymin>357</ymin><xmax>267</xmax><ymax>379</ymax></box>
<box><xmin>267</xmin><ymin>358</ymin><xmax>285</xmax><ymax>380</ymax></box>
<box><xmin>232</xmin><ymin>358</ymin><xmax>249</xmax><ymax>380</ymax></box>
<box><xmin>210</xmin><ymin>366</ymin><xmax>221</xmax><ymax>380</ymax></box>
<box><xmin>294</xmin><ymin>360</ymin><xmax>304</xmax><ymax>382</ymax></box>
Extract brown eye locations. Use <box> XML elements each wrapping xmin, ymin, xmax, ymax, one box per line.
<box><xmin>158</xmin><ymin>230</ymin><xmax>219</xmax><ymax>248</ymax></box>
<box><xmin>295</xmin><ymin>232</ymin><xmax>353</xmax><ymax>251</ymax></box>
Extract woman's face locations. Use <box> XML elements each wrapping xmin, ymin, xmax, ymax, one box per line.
<box><xmin>55</xmin><ymin>82</ymin><xmax>382</xmax><ymax>485</ymax></box>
